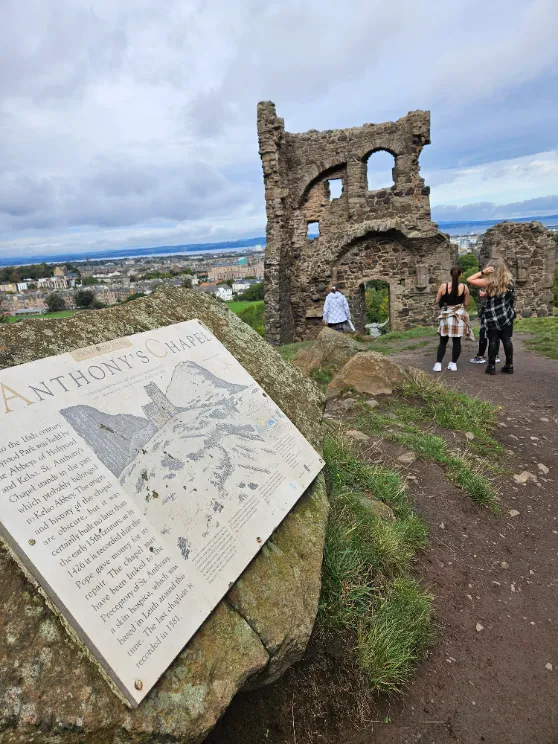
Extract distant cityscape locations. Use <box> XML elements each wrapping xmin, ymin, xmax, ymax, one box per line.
<box><xmin>1</xmin><ymin>214</ymin><xmax>557</xmax><ymax>319</ymax></box>
<box><xmin>0</xmin><ymin>247</ymin><xmax>265</xmax><ymax>318</ymax></box>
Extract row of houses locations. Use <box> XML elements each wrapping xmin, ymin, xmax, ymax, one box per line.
<box><xmin>1</xmin><ymin>276</ymin><xmax>261</xmax><ymax>315</ymax></box>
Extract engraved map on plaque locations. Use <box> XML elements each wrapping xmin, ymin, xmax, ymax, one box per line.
<box><xmin>0</xmin><ymin>320</ymin><xmax>323</xmax><ymax>706</ymax></box>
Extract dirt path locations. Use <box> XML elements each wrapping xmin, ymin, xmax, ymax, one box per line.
<box><xmin>207</xmin><ymin>335</ymin><xmax>558</xmax><ymax>744</ymax></box>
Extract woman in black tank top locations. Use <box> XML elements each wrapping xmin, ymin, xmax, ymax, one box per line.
<box><xmin>433</xmin><ymin>266</ymin><xmax>471</xmax><ymax>372</ymax></box>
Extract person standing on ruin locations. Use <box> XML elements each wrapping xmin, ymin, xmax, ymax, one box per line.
<box><xmin>433</xmin><ymin>266</ymin><xmax>473</xmax><ymax>372</ymax></box>
<box><xmin>322</xmin><ymin>285</ymin><xmax>351</xmax><ymax>332</ymax></box>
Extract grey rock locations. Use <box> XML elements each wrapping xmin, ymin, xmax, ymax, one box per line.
<box><xmin>0</xmin><ymin>286</ymin><xmax>329</xmax><ymax>743</ymax></box>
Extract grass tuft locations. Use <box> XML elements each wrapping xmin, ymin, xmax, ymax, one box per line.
<box><xmin>319</xmin><ymin>432</ymin><xmax>432</xmax><ymax>689</ymax></box>
<box><xmin>515</xmin><ymin>316</ymin><xmax>558</xmax><ymax>360</ymax></box>
<box><xmin>358</xmin><ymin>577</ymin><xmax>433</xmax><ymax>693</ymax></box>
<box><xmin>356</xmin><ymin>404</ymin><xmax>501</xmax><ymax>512</ymax></box>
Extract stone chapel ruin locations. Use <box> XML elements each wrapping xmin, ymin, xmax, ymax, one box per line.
<box><xmin>257</xmin><ymin>102</ymin><xmax>556</xmax><ymax>344</ymax></box>
<box><xmin>480</xmin><ymin>221</ymin><xmax>556</xmax><ymax>318</ymax></box>
<box><xmin>257</xmin><ymin>102</ymin><xmax>455</xmax><ymax>344</ymax></box>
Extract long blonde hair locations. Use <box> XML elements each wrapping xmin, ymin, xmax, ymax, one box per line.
<box><xmin>485</xmin><ymin>257</ymin><xmax>513</xmax><ymax>297</ymax></box>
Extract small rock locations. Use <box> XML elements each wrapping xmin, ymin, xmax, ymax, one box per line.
<box><xmin>346</xmin><ymin>430</ymin><xmax>369</xmax><ymax>442</ymax></box>
<box><xmin>357</xmin><ymin>495</ymin><xmax>396</xmax><ymax>522</ymax></box>
<box><xmin>513</xmin><ymin>471</ymin><xmax>537</xmax><ymax>484</ymax></box>
<box><xmin>397</xmin><ymin>452</ymin><xmax>416</xmax><ymax>465</ymax></box>
<box><xmin>501</xmin><ymin>561</ymin><xmax>509</xmax><ymax>569</ymax></box>
<box><xmin>464</xmin><ymin>432</ymin><xmax>475</xmax><ymax>441</ymax></box>
<box><xmin>540</xmin><ymin>417</ymin><xmax>549</xmax><ymax>423</ymax></box>
<box><xmin>475</xmin><ymin>623</ymin><xmax>484</xmax><ymax>632</ymax></box>
<box><xmin>545</xmin><ymin>663</ymin><xmax>553</xmax><ymax>671</ymax></box>
<box><xmin>406</xmin><ymin>475</ymin><xmax>417</xmax><ymax>481</ymax></box>
<box><xmin>508</xmin><ymin>510</ymin><xmax>520</xmax><ymax>518</ymax></box>
<box><xmin>366</xmin><ymin>399</ymin><xmax>378</xmax><ymax>408</ymax></box>
<box><xmin>497</xmin><ymin>422</ymin><xmax>507</xmax><ymax>428</ymax></box>
<box><xmin>538</xmin><ymin>463</ymin><xmax>550</xmax><ymax>475</ymax></box>
<box><xmin>439</xmin><ymin>522</ymin><xmax>445</xmax><ymax>530</ymax></box>
<box><xmin>510</xmin><ymin>584</ymin><xmax>516</xmax><ymax>593</ymax></box>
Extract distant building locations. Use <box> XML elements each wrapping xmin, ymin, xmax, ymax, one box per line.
<box><xmin>198</xmin><ymin>283</ymin><xmax>233</xmax><ymax>301</ymax></box>
<box><xmin>207</xmin><ymin>261</ymin><xmax>264</xmax><ymax>282</ymax></box>
<box><xmin>53</xmin><ymin>266</ymin><xmax>66</xmax><ymax>278</ymax></box>
<box><xmin>232</xmin><ymin>278</ymin><xmax>259</xmax><ymax>294</ymax></box>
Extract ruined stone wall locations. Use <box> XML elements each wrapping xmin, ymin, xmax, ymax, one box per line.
<box><xmin>479</xmin><ymin>222</ymin><xmax>556</xmax><ymax>318</ymax></box>
<box><xmin>257</xmin><ymin>102</ymin><xmax>455</xmax><ymax>344</ymax></box>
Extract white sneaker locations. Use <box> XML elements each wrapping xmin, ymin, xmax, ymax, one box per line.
<box><xmin>448</xmin><ymin>362</ymin><xmax>457</xmax><ymax>371</ymax></box>
<box><xmin>433</xmin><ymin>362</ymin><xmax>442</xmax><ymax>372</ymax></box>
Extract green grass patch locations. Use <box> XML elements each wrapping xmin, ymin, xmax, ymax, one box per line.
<box><xmin>4</xmin><ymin>310</ymin><xmax>74</xmax><ymax>323</ymax></box>
<box><xmin>309</xmin><ymin>365</ymin><xmax>336</xmax><ymax>390</ymax></box>
<box><xmin>226</xmin><ymin>300</ymin><xmax>254</xmax><ymax>313</ymax></box>
<box><xmin>515</xmin><ymin>316</ymin><xmax>558</xmax><ymax>360</ymax></box>
<box><xmin>398</xmin><ymin>373</ymin><xmax>504</xmax><ymax>459</ymax></box>
<box><xmin>231</xmin><ymin>300</ymin><xmax>265</xmax><ymax>336</ymax></box>
<box><xmin>319</xmin><ymin>432</ymin><xmax>432</xmax><ymax>691</ymax></box>
<box><xmin>357</xmin><ymin>577</ymin><xmax>433</xmax><ymax>693</ymax></box>
<box><xmin>373</xmin><ymin>326</ymin><xmax>438</xmax><ymax>345</ymax></box>
<box><xmin>355</xmin><ymin>403</ymin><xmax>501</xmax><ymax>512</ymax></box>
<box><xmin>278</xmin><ymin>340</ymin><xmax>313</xmax><ymax>362</ymax></box>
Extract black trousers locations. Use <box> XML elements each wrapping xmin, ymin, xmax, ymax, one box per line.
<box><xmin>478</xmin><ymin>325</ymin><xmax>487</xmax><ymax>357</ymax></box>
<box><xmin>437</xmin><ymin>335</ymin><xmax>462</xmax><ymax>363</ymax></box>
<box><xmin>487</xmin><ymin>323</ymin><xmax>513</xmax><ymax>366</ymax></box>
<box><xmin>328</xmin><ymin>322</ymin><xmax>345</xmax><ymax>332</ymax></box>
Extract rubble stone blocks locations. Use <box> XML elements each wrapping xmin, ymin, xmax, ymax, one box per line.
<box><xmin>257</xmin><ymin>101</ymin><xmax>456</xmax><ymax>345</ymax></box>
<box><xmin>479</xmin><ymin>221</ymin><xmax>556</xmax><ymax>318</ymax></box>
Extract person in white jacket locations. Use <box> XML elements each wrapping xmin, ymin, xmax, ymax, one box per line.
<box><xmin>322</xmin><ymin>285</ymin><xmax>351</xmax><ymax>332</ymax></box>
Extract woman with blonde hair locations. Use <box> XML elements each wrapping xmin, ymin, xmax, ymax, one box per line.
<box><xmin>468</xmin><ymin>257</ymin><xmax>515</xmax><ymax>375</ymax></box>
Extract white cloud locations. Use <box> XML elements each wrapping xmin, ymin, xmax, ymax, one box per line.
<box><xmin>0</xmin><ymin>0</ymin><xmax>557</xmax><ymax>258</ymax></box>
<box><xmin>428</xmin><ymin>149</ymin><xmax>558</xmax><ymax>206</ymax></box>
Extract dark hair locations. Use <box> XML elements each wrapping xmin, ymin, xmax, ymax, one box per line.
<box><xmin>450</xmin><ymin>266</ymin><xmax>462</xmax><ymax>296</ymax></box>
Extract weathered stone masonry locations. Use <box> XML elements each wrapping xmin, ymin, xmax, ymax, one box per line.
<box><xmin>480</xmin><ymin>221</ymin><xmax>556</xmax><ymax>318</ymax></box>
<box><xmin>257</xmin><ymin>101</ymin><xmax>456</xmax><ymax>344</ymax></box>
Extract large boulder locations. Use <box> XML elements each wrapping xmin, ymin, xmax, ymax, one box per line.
<box><xmin>327</xmin><ymin>351</ymin><xmax>406</xmax><ymax>398</ymax></box>
<box><xmin>292</xmin><ymin>327</ymin><xmax>367</xmax><ymax>375</ymax></box>
<box><xmin>0</xmin><ymin>286</ymin><xmax>328</xmax><ymax>744</ymax></box>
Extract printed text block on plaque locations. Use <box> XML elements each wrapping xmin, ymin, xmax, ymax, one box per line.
<box><xmin>0</xmin><ymin>320</ymin><xmax>323</xmax><ymax>706</ymax></box>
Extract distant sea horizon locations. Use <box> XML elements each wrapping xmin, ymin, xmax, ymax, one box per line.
<box><xmin>1</xmin><ymin>214</ymin><xmax>556</xmax><ymax>268</ymax></box>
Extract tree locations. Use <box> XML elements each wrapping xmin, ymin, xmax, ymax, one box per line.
<box><xmin>124</xmin><ymin>292</ymin><xmax>147</xmax><ymax>302</ymax></box>
<box><xmin>81</xmin><ymin>275</ymin><xmax>99</xmax><ymax>286</ymax></box>
<box><xmin>182</xmin><ymin>277</ymin><xmax>193</xmax><ymax>289</ymax></box>
<box><xmin>458</xmin><ymin>253</ymin><xmax>479</xmax><ymax>274</ymax></box>
<box><xmin>238</xmin><ymin>282</ymin><xmax>264</xmax><ymax>301</ymax></box>
<box><xmin>46</xmin><ymin>293</ymin><xmax>66</xmax><ymax>312</ymax></box>
<box><xmin>365</xmin><ymin>281</ymin><xmax>389</xmax><ymax>323</ymax></box>
<box><xmin>74</xmin><ymin>289</ymin><xmax>95</xmax><ymax>308</ymax></box>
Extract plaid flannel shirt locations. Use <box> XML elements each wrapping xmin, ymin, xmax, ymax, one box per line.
<box><xmin>483</xmin><ymin>285</ymin><xmax>515</xmax><ymax>331</ymax></box>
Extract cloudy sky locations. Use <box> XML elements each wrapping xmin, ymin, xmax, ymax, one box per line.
<box><xmin>1</xmin><ymin>0</ymin><xmax>557</xmax><ymax>259</ymax></box>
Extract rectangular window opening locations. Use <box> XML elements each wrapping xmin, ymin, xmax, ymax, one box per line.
<box><xmin>328</xmin><ymin>179</ymin><xmax>343</xmax><ymax>200</ymax></box>
<box><xmin>307</xmin><ymin>221</ymin><xmax>320</xmax><ymax>239</ymax></box>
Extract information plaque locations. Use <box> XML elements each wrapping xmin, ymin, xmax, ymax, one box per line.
<box><xmin>0</xmin><ymin>320</ymin><xmax>323</xmax><ymax>706</ymax></box>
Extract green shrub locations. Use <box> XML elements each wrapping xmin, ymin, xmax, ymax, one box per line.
<box><xmin>236</xmin><ymin>300</ymin><xmax>265</xmax><ymax>336</ymax></box>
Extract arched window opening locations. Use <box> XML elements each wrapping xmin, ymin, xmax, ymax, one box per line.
<box><xmin>307</xmin><ymin>221</ymin><xmax>320</xmax><ymax>240</ymax></box>
<box><xmin>328</xmin><ymin>179</ymin><xmax>343</xmax><ymax>200</ymax></box>
<box><xmin>366</xmin><ymin>151</ymin><xmax>395</xmax><ymax>191</ymax></box>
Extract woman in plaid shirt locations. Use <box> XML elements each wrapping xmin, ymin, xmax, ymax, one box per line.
<box><xmin>468</xmin><ymin>257</ymin><xmax>515</xmax><ymax>375</ymax></box>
